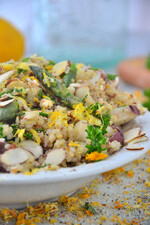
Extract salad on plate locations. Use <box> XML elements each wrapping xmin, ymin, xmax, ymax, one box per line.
<box><xmin>0</xmin><ymin>55</ymin><xmax>148</xmax><ymax>174</ymax></box>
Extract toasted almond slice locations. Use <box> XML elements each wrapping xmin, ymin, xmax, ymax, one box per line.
<box><xmin>0</xmin><ymin>95</ymin><xmax>9</xmax><ymax>102</ymax></box>
<box><xmin>0</xmin><ymin>99</ymin><xmax>15</xmax><ymax>108</ymax></box>
<box><xmin>0</xmin><ymin>70</ymin><xmax>14</xmax><ymax>84</ymax></box>
<box><xmin>20</xmin><ymin>140</ymin><xmax>43</xmax><ymax>159</ymax></box>
<box><xmin>1</xmin><ymin>148</ymin><xmax>29</xmax><ymax>166</ymax></box>
<box><xmin>44</xmin><ymin>148</ymin><xmax>65</xmax><ymax>165</ymax></box>
<box><xmin>126</xmin><ymin>143</ymin><xmax>144</xmax><ymax>151</ymax></box>
<box><xmin>75</xmin><ymin>85</ymin><xmax>89</xmax><ymax>99</ymax></box>
<box><xmin>129</xmin><ymin>135</ymin><xmax>148</xmax><ymax>144</ymax></box>
<box><xmin>6</xmin><ymin>79</ymin><xmax>26</xmax><ymax>90</ymax></box>
<box><xmin>52</xmin><ymin>60</ymin><xmax>70</xmax><ymax>76</ymax></box>
<box><xmin>124</xmin><ymin>127</ymin><xmax>141</xmax><ymax>144</ymax></box>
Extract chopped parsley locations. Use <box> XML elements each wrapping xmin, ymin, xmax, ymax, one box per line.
<box><xmin>0</xmin><ymin>123</ymin><xmax>3</xmax><ymax>138</ymax></box>
<box><xmin>89</xmin><ymin>67</ymin><xmax>99</xmax><ymax>71</ymax></box>
<box><xmin>11</xmin><ymin>124</ymin><xmax>19</xmax><ymax>135</ymax></box>
<box><xmin>106</xmin><ymin>73</ymin><xmax>118</xmax><ymax>80</ymax></box>
<box><xmin>25</xmin><ymin>132</ymin><xmax>33</xmax><ymax>140</ymax></box>
<box><xmin>39</xmin><ymin>112</ymin><xmax>48</xmax><ymax>117</ymax></box>
<box><xmin>146</xmin><ymin>55</ymin><xmax>150</xmax><ymax>69</ymax></box>
<box><xmin>83</xmin><ymin>202</ymin><xmax>98</xmax><ymax>214</ymax></box>
<box><xmin>82</xmin><ymin>94</ymin><xmax>88</xmax><ymax>105</ymax></box>
<box><xmin>0</xmin><ymin>89</ymin><xmax>14</xmax><ymax>98</ymax></box>
<box><xmin>17</xmin><ymin>68</ymin><xmax>27</xmax><ymax>74</ymax></box>
<box><xmin>85</xmin><ymin>125</ymin><xmax>107</xmax><ymax>154</ymax></box>
<box><xmin>143</xmin><ymin>88</ymin><xmax>150</xmax><ymax>111</ymax></box>
<box><xmin>36</xmin><ymin>129</ymin><xmax>44</xmax><ymax>132</ymax></box>
<box><xmin>38</xmin><ymin>89</ymin><xmax>43</xmax><ymax>98</ymax></box>
<box><xmin>48</xmin><ymin>60</ymin><xmax>55</xmax><ymax>65</ymax></box>
<box><xmin>22</xmin><ymin>57</ymin><xmax>30</xmax><ymax>62</ymax></box>
<box><xmin>17</xmin><ymin>112</ymin><xmax>25</xmax><ymax>119</ymax></box>
<box><xmin>38</xmin><ymin>163</ymin><xmax>51</xmax><ymax>168</ymax></box>
<box><xmin>87</xmin><ymin>103</ymin><xmax>111</xmax><ymax>135</ymax></box>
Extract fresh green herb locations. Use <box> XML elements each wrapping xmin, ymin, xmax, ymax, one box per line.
<box><xmin>143</xmin><ymin>101</ymin><xmax>150</xmax><ymax>111</ymax></box>
<box><xmin>36</xmin><ymin>129</ymin><xmax>44</xmax><ymax>132</ymax></box>
<box><xmin>0</xmin><ymin>89</ymin><xmax>14</xmax><ymax>98</ymax></box>
<box><xmin>82</xmin><ymin>94</ymin><xmax>88</xmax><ymax>105</ymax></box>
<box><xmin>15</xmin><ymin>88</ymin><xmax>24</xmax><ymax>93</ymax></box>
<box><xmin>39</xmin><ymin>112</ymin><xmax>48</xmax><ymax>117</ymax></box>
<box><xmin>11</xmin><ymin>124</ymin><xmax>19</xmax><ymax>135</ymax></box>
<box><xmin>48</xmin><ymin>60</ymin><xmax>55</xmax><ymax>65</ymax></box>
<box><xmin>106</xmin><ymin>73</ymin><xmax>118</xmax><ymax>80</ymax></box>
<box><xmin>38</xmin><ymin>163</ymin><xmax>51</xmax><ymax>168</ymax></box>
<box><xmin>143</xmin><ymin>88</ymin><xmax>150</xmax><ymax>98</ymax></box>
<box><xmin>17</xmin><ymin>112</ymin><xmax>25</xmax><ymax>119</ymax></box>
<box><xmin>146</xmin><ymin>55</ymin><xmax>150</xmax><ymax>69</ymax></box>
<box><xmin>17</xmin><ymin>68</ymin><xmax>27</xmax><ymax>74</ymax></box>
<box><xmin>25</xmin><ymin>132</ymin><xmax>33</xmax><ymax>140</ymax></box>
<box><xmin>89</xmin><ymin>67</ymin><xmax>99</xmax><ymax>71</ymax></box>
<box><xmin>143</xmin><ymin>88</ymin><xmax>150</xmax><ymax>111</ymax></box>
<box><xmin>0</xmin><ymin>123</ymin><xmax>3</xmax><ymax>138</ymax></box>
<box><xmin>22</xmin><ymin>57</ymin><xmax>30</xmax><ymax>62</ymax></box>
<box><xmin>64</xmin><ymin>62</ymin><xmax>77</xmax><ymax>87</ymax></box>
<box><xmin>83</xmin><ymin>202</ymin><xmax>98</xmax><ymax>214</ymax></box>
<box><xmin>87</xmin><ymin>103</ymin><xmax>111</xmax><ymax>135</ymax></box>
<box><xmin>38</xmin><ymin>89</ymin><xmax>43</xmax><ymax>98</ymax></box>
<box><xmin>85</xmin><ymin>125</ymin><xmax>107</xmax><ymax>154</ymax></box>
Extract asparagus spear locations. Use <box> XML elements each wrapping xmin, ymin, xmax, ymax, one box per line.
<box><xmin>64</xmin><ymin>62</ymin><xmax>77</xmax><ymax>87</ymax></box>
<box><xmin>0</xmin><ymin>100</ymin><xmax>19</xmax><ymax>123</ymax></box>
<box><xmin>30</xmin><ymin>66</ymin><xmax>81</xmax><ymax>108</ymax></box>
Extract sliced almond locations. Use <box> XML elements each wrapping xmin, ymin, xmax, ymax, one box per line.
<box><xmin>0</xmin><ymin>99</ymin><xmax>15</xmax><ymax>108</ymax></box>
<box><xmin>0</xmin><ymin>70</ymin><xmax>14</xmax><ymax>84</ymax></box>
<box><xmin>129</xmin><ymin>135</ymin><xmax>148</xmax><ymax>144</ymax></box>
<box><xmin>44</xmin><ymin>148</ymin><xmax>65</xmax><ymax>165</ymax></box>
<box><xmin>124</xmin><ymin>127</ymin><xmax>141</xmax><ymax>144</ymax></box>
<box><xmin>75</xmin><ymin>85</ymin><xmax>89</xmax><ymax>100</ymax></box>
<box><xmin>6</xmin><ymin>79</ymin><xmax>25</xmax><ymax>90</ymax></box>
<box><xmin>20</xmin><ymin>140</ymin><xmax>43</xmax><ymax>159</ymax></box>
<box><xmin>74</xmin><ymin>120</ymin><xmax>88</xmax><ymax>142</ymax></box>
<box><xmin>0</xmin><ymin>95</ymin><xmax>9</xmax><ymax>102</ymax></box>
<box><xmin>126</xmin><ymin>143</ymin><xmax>144</xmax><ymax>151</ymax></box>
<box><xmin>1</xmin><ymin>148</ymin><xmax>29</xmax><ymax>166</ymax></box>
<box><xmin>52</xmin><ymin>60</ymin><xmax>70</xmax><ymax>76</ymax></box>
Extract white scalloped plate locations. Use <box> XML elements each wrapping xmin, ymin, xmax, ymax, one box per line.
<box><xmin>0</xmin><ymin>112</ymin><xmax>150</xmax><ymax>209</ymax></box>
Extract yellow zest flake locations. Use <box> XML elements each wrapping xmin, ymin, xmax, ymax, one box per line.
<box><xmin>15</xmin><ymin>96</ymin><xmax>27</xmax><ymax>106</ymax></box>
<box><xmin>73</xmin><ymin>103</ymin><xmax>86</xmax><ymax>121</ymax></box>
<box><xmin>30</xmin><ymin>128</ymin><xmax>41</xmax><ymax>145</ymax></box>
<box><xmin>24</xmin><ymin>168</ymin><xmax>40</xmax><ymax>175</ymax></box>
<box><xmin>146</xmin><ymin>167</ymin><xmax>150</xmax><ymax>173</ymax></box>
<box><xmin>43</xmin><ymin>69</ymin><xmax>51</xmax><ymax>87</ymax></box>
<box><xmin>17</xmin><ymin>63</ymin><xmax>29</xmax><ymax>71</ymax></box>
<box><xmin>21</xmin><ymin>75</ymin><xmax>30</xmax><ymax>82</ymax></box>
<box><xmin>86</xmin><ymin>152</ymin><xmax>108</xmax><ymax>161</ymax></box>
<box><xmin>45</xmin><ymin>65</ymin><xmax>53</xmax><ymax>70</ymax></box>
<box><xmin>2</xmin><ymin>63</ymin><xmax>15</xmax><ymax>71</ymax></box>
<box><xmin>145</xmin><ymin>180</ymin><xmax>150</xmax><ymax>187</ymax></box>
<box><xmin>76</xmin><ymin>63</ymin><xmax>84</xmax><ymax>70</ymax></box>
<box><xmin>85</xmin><ymin>112</ymin><xmax>101</xmax><ymax>126</ymax></box>
<box><xmin>69</xmin><ymin>141</ymin><xmax>79</xmax><ymax>147</ymax></box>
<box><xmin>34</xmin><ymin>97</ymin><xmax>39</xmax><ymax>103</ymax></box>
<box><xmin>127</xmin><ymin>170</ymin><xmax>134</xmax><ymax>178</ymax></box>
<box><xmin>15</xmin><ymin>129</ymin><xmax>25</xmax><ymax>142</ymax></box>
<box><xmin>48</xmin><ymin>111</ymin><xmax>68</xmax><ymax>127</ymax></box>
<box><xmin>73</xmin><ymin>103</ymin><xmax>101</xmax><ymax>126</ymax></box>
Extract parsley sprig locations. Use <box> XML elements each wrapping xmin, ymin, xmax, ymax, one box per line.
<box><xmin>87</xmin><ymin>103</ymin><xmax>111</xmax><ymax>135</ymax></box>
<box><xmin>106</xmin><ymin>73</ymin><xmax>118</xmax><ymax>81</ymax></box>
<box><xmin>83</xmin><ymin>202</ymin><xmax>98</xmax><ymax>214</ymax></box>
<box><xmin>86</xmin><ymin>125</ymin><xmax>107</xmax><ymax>154</ymax></box>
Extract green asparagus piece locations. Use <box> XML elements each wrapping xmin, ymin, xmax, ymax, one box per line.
<box><xmin>0</xmin><ymin>100</ymin><xmax>19</xmax><ymax>123</ymax></box>
<box><xmin>30</xmin><ymin>66</ymin><xmax>81</xmax><ymax>108</ymax></box>
<box><xmin>64</xmin><ymin>62</ymin><xmax>77</xmax><ymax>87</ymax></box>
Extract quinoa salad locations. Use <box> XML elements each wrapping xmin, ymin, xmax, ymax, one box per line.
<box><xmin>0</xmin><ymin>54</ymin><xmax>148</xmax><ymax>174</ymax></box>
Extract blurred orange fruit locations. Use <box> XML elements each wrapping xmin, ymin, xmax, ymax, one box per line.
<box><xmin>0</xmin><ymin>18</ymin><xmax>25</xmax><ymax>62</ymax></box>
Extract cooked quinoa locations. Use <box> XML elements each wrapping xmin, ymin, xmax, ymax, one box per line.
<box><xmin>0</xmin><ymin>54</ymin><xmax>147</xmax><ymax>174</ymax></box>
